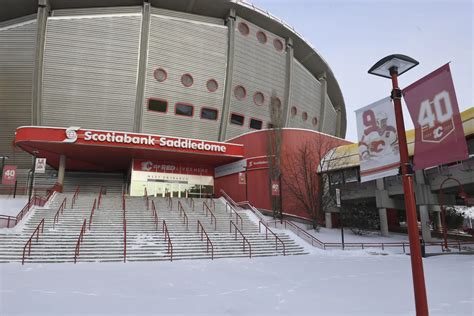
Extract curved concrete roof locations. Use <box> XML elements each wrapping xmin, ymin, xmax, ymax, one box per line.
<box><xmin>1</xmin><ymin>0</ymin><xmax>347</xmax><ymax>137</ymax></box>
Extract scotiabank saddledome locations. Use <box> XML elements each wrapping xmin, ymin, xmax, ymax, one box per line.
<box><xmin>1</xmin><ymin>0</ymin><xmax>348</xmax><ymax>218</ymax></box>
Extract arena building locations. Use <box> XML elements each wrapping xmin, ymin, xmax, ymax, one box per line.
<box><xmin>1</xmin><ymin>0</ymin><xmax>347</xmax><ymax>219</ymax></box>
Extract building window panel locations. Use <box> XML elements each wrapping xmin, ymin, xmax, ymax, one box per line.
<box><xmin>201</xmin><ymin>107</ymin><xmax>218</xmax><ymax>120</ymax></box>
<box><xmin>148</xmin><ymin>99</ymin><xmax>168</xmax><ymax>113</ymax></box>
<box><xmin>175</xmin><ymin>103</ymin><xmax>194</xmax><ymax>117</ymax></box>
<box><xmin>230</xmin><ymin>113</ymin><xmax>244</xmax><ymax>126</ymax></box>
<box><xmin>250</xmin><ymin>118</ymin><xmax>263</xmax><ymax>130</ymax></box>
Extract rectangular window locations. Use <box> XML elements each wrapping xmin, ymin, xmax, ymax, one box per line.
<box><xmin>175</xmin><ymin>103</ymin><xmax>194</xmax><ymax>117</ymax></box>
<box><xmin>148</xmin><ymin>99</ymin><xmax>167</xmax><ymax>113</ymax></box>
<box><xmin>249</xmin><ymin>118</ymin><xmax>263</xmax><ymax>130</ymax></box>
<box><xmin>201</xmin><ymin>108</ymin><xmax>218</xmax><ymax>120</ymax></box>
<box><xmin>230</xmin><ymin>113</ymin><xmax>244</xmax><ymax>126</ymax></box>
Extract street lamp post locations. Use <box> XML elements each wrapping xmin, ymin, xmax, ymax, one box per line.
<box><xmin>0</xmin><ymin>155</ymin><xmax>9</xmax><ymax>178</ymax></box>
<box><xmin>368</xmin><ymin>54</ymin><xmax>428</xmax><ymax>315</ymax></box>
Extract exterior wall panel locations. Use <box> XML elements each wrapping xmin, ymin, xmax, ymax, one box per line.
<box><xmin>323</xmin><ymin>96</ymin><xmax>337</xmax><ymax>135</ymax></box>
<box><xmin>142</xmin><ymin>14</ymin><xmax>227</xmax><ymax>140</ymax></box>
<box><xmin>41</xmin><ymin>13</ymin><xmax>141</xmax><ymax>131</ymax></box>
<box><xmin>288</xmin><ymin>59</ymin><xmax>321</xmax><ymax>130</ymax></box>
<box><xmin>226</xmin><ymin>17</ymin><xmax>286</xmax><ymax>139</ymax></box>
<box><xmin>0</xmin><ymin>19</ymin><xmax>36</xmax><ymax>169</ymax></box>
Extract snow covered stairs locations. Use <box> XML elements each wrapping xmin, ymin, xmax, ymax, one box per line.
<box><xmin>0</xmin><ymin>194</ymin><xmax>306</xmax><ymax>263</ymax></box>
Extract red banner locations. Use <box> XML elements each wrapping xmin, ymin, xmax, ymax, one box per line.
<box><xmin>2</xmin><ymin>165</ymin><xmax>17</xmax><ymax>185</ymax></box>
<box><xmin>271</xmin><ymin>180</ymin><xmax>280</xmax><ymax>196</ymax></box>
<box><xmin>403</xmin><ymin>64</ymin><xmax>468</xmax><ymax>170</ymax></box>
<box><xmin>246</xmin><ymin>156</ymin><xmax>269</xmax><ymax>170</ymax></box>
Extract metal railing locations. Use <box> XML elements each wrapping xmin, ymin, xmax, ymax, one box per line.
<box><xmin>230</xmin><ymin>220</ymin><xmax>251</xmax><ymax>258</ymax></box>
<box><xmin>162</xmin><ymin>220</ymin><xmax>173</xmax><ymax>261</ymax></box>
<box><xmin>197</xmin><ymin>220</ymin><xmax>214</xmax><ymax>259</ymax></box>
<box><xmin>74</xmin><ymin>219</ymin><xmax>87</xmax><ymax>264</ymax></box>
<box><xmin>258</xmin><ymin>220</ymin><xmax>286</xmax><ymax>256</ymax></box>
<box><xmin>187</xmin><ymin>197</ymin><xmax>195</xmax><ymax>211</ymax></box>
<box><xmin>22</xmin><ymin>218</ymin><xmax>45</xmax><ymax>264</ymax></box>
<box><xmin>167</xmin><ymin>196</ymin><xmax>173</xmax><ymax>210</ymax></box>
<box><xmin>225</xmin><ymin>202</ymin><xmax>243</xmax><ymax>229</ymax></box>
<box><xmin>122</xmin><ymin>193</ymin><xmax>126</xmax><ymax>263</ymax></box>
<box><xmin>177</xmin><ymin>201</ymin><xmax>189</xmax><ymax>230</ymax></box>
<box><xmin>52</xmin><ymin>197</ymin><xmax>67</xmax><ymax>229</ymax></box>
<box><xmin>88</xmin><ymin>199</ymin><xmax>97</xmax><ymax>230</ymax></box>
<box><xmin>150</xmin><ymin>200</ymin><xmax>159</xmax><ymax>231</ymax></box>
<box><xmin>0</xmin><ymin>195</ymin><xmax>47</xmax><ymax>229</ymax></box>
<box><xmin>97</xmin><ymin>186</ymin><xmax>104</xmax><ymax>209</ymax></box>
<box><xmin>203</xmin><ymin>201</ymin><xmax>217</xmax><ymax>230</ymax></box>
<box><xmin>71</xmin><ymin>186</ymin><xmax>80</xmax><ymax>208</ymax></box>
<box><xmin>144</xmin><ymin>187</ymin><xmax>149</xmax><ymax>211</ymax></box>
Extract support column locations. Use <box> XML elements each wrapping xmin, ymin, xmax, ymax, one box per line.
<box><xmin>32</xmin><ymin>0</ymin><xmax>50</xmax><ymax>125</ymax></box>
<box><xmin>376</xmin><ymin>178</ymin><xmax>389</xmax><ymax>236</ymax></box>
<box><xmin>57</xmin><ymin>154</ymin><xmax>66</xmax><ymax>190</ymax></box>
<box><xmin>218</xmin><ymin>9</ymin><xmax>236</xmax><ymax>141</ymax></box>
<box><xmin>282</xmin><ymin>38</ymin><xmax>294</xmax><ymax>126</ymax></box>
<box><xmin>335</xmin><ymin>108</ymin><xmax>343</xmax><ymax>138</ymax></box>
<box><xmin>432</xmin><ymin>205</ymin><xmax>442</xmax><ymax>232</ymax></box>
<box><xmin>133</xmin><ymin>1</ymin><xmax>151</xmax><ymax>133</ymax></box>
<box><xmin>325</xmin><ymin>212</ymin><xmax>332</xmax><ymax>229</ymax></box>
<box><xmin>419</xmin><ymin>205</ymin><xmax>432</xmax><ymax>242</ymax></box>
<box><xmin>317</xmin><ymin>72</ymin><xmax>327</xmax><ymax>132</ymax></box>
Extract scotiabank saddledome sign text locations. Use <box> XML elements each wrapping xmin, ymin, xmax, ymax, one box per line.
<box><xmin>81</xmin><ymin>131</ymin><xmax>228</xmax><ymax>153</ymax></box>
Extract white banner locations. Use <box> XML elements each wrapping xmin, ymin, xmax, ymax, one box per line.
<box><xmin>356</xmin><ymin>97</ymin><xmax>400</xmax><ymax>182</ymax></box>
<box><xmin>214</xmin><ymin>159</ymin><xmax>246</xmax><ymax>178</ymax></box>
<box><xmin>35</xmin><ymin>158</ymin><xmax>47</xmax><ymax>174</ymax></box>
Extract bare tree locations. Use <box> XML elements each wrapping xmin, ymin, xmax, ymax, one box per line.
<box><xmin>267</xmin><ymin>91</ymin><xmax>284</xmax><ymax>220</ymax></box>
<box><xmin>282</xmin><ymin>138</ymin><xmax>348</xmax><ymax>229</ymax></box>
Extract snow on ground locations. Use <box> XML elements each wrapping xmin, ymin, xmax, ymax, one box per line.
<box><xmin>1</xmin><ymin>252</ymin><xmax>472</xmax><ymax>315</ymax></box>
<box><xmin>0</xmin><ymin>197</ymin><xmax>28</xmax><ymax>217</ymax></box>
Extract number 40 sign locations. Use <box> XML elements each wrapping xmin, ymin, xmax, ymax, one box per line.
<box><xmin>403</xmin><ymin>63</ymin><xmax>468</xmax><ymax>170</ymax></box>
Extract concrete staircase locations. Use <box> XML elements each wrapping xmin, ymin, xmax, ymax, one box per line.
<box><xmin>0</xmin><ymin>193</ymin><xmax>307</xmax><ymax>263</ymax></box>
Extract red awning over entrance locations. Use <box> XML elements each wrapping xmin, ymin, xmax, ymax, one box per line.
<box><xmin>14</xmin><ymin>127</ymin><xmax>245</xmax><ymax>172</ymax></box>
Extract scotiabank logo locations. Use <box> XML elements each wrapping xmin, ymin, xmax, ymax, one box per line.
<box><xmin>63</xmin><ymin>127</ymin><xmax>80</xmax><ymax>143</ymax></box>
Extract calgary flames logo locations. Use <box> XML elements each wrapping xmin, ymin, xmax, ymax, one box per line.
<box><xmin>418</xmin><ymin>91</ymin><xmax>455</xmax><ymax>143</ymax></box>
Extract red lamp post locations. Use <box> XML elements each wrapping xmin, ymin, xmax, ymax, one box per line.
<box><xmin>368</xmin><ymin>54</ymin><xmax>428</xmax><ymax>316</ymax></box>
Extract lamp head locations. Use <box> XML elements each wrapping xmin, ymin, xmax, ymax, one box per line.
<box><xmin>368</xmin><ymin>54</ymin><xmax>419</xmax><ymax>78</ymax></box>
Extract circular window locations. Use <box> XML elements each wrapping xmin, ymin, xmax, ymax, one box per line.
<box><xmin>238</xmin><ymin>22</ymin><xmax>250</xmax><ymax>36</ymax></box>
<box><xmin>312</xmin><ymin>117</ymin><xmax>318</xmax><ymax>126</ymax></box>
<box><xmin>291</xmin><ymin>106</ymin><xmax>297</xmax><ymax>116</ymax></box>
<box><xmin>206</xmin><ymin>79</ymin><xmax>218</xmax><ymax>92</ymax></box>
<box><xmin>181</xmin><ymin>73</ymin><xmax>194</xmax><ymax>87</ymax></box>
<box><xmin>273</xmin><ymin>38</ymin><xmax>284</xmax><ymax>51</ymax></box>
<box><xmin>302</xmin><ymin>112</ymin><xmax>308</xmax><ymax>121</ymax></box>
<box><xmin>256</xmin><ymin>31</ymin><xmax>267</xmax><ymax>44</ymax></box>
<box><xmin>234</xmin><ymin>85</ymin><xmax>247</xmax><ymax>100</ymax></box>
<box><xmin>154</xmin><ymin>68</ymin><xmax>167</xmax><ymax>82</ymax></box>
<box><xmin>253</xmin><ymin>92</ymin><xmax>265</xmax><ymax>106</ymax></box>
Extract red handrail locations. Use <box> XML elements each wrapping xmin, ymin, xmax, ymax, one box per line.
<box><xmin>225</xmin><ymin>202</ymin><xmax>243</xmax><ymax>229</ymax></box>
<box><xmin>197</xmin><ymin>220</ymin><xmax>214</xmax><ymax>259</ymax></box>
<box><xmin>203</xmin><ymin>201</ymin><xmax>217</xmax><ymax>230</ymax></box>
<box><xmin>144</xmin><ymin>187</ymin><xmax>149</xmax><ymax>210</ymax></box>
<box><xmin>230</xmin><ymin>220</ymin><xmax>251</xmax><ymax>258</ymax></box>
<box><xmin>97</xmin><ymin>186</ymin><xmax>104</xmax><ymax>209</ymax></box>
<box><xmin>74</xmin><ymin>219</ymin><xmax>87</xmax><ymax>263</ymax></box>
<box><xmin>88</xmin><ymin>198</ymin><xmax>97</xmax><ymax>230</ymax></box>
<box><xmin>168</xmin><ymin>196</ymin><xmax>173</xmax><ymax>210</ymax></box>
<box><xmin>122</xmin><ymin>194</ymin><xmax>126</xmax><ymax>263</ymax></box>
<box><xmin>162</xmin><ymin>220</ymin><xmax>173</xmax><ymax>261</ymax></box>
<box><xmin>258</xmin><ymin>220</ymin><xmax>286</xmax><ymax>255</ymax></box>
<box><xmin>151</xmin><ymin>200</ymin><xmax>159</xmax><ymax>231</ymax></box>
<box><xmin>177</xmin><ymin>201</ymin><xmax>189</xmax><ymax>230</ymax></box>
<box><xmin>71</xmin><ymin>186</ymin><xmax>80</xmax><ymax>208</ymax></box>
<box><xmin>22</xmin><ymin>218</ymin><xmax>45</xmax><ymax>264</ymax></box>
<box><xmin>52</xmin><ymin>197</ymin><xmax>67</xmax><ymax>229</ymax></box>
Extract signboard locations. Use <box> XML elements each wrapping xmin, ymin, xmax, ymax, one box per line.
<box><xmin>133</xmin><ymin>159</ymin><xmax>213</xmax><ymax>176</ymax></box>
<box><xmin>214</xmin><ymin>159</ymin><xmax>246</xmax><ymax>178</ymax></box>
<box><xmin>35</xmin><ymin>158</ymin><xmax>46</xmax><ymax>173</ymax></box>
<box><xmin>2</xmin><ymin>165</ymin><xmax>17</xmax><ymax>185</ymax></box>
<box><xmin>356</xmin><ymin>97</ymin><xmax>400</xmax><ymax>182</ymax></box>
<box><xmin>403</xmin><ymin>63</ymin><xmax>468</xmax><ymax>170</ymax></box>
<box><xmin>238</xmin><ymin>172</ymin><xmax>246</xmax><ymax>185</ymax></box>
<box><xmin>335</xmin><ymin>188</ymin><xmax>341</xmax><ymax>207</ymax></box>
<box><xmin>246</xmin><ymin>156</ymin><xmax>269</xmax><ymax>170</ymax></box>
<box><xmin>271</xmin><ymin>180</ymin><xmax>280</xmax><ymax>196</ymax></box>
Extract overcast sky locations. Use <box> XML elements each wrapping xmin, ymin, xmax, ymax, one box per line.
<box><xmin>247</xmin><ymin>0</ymin><xmax>473</xmax><ymax>142</ymax></box>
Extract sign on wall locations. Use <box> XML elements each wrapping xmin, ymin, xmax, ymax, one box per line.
<box><xmin>133</xmin><ymin>159</ymin><xmax>213</xmax><ymax>176</ymax></box>
<box><xmin>238</xmin><ymin>172</ymin><xmax>246</xmax><ymax>185</ymax></box>
<box><xmin>271</xmin><ymin>180</ymin><xmax>280</xmax><ymax>196</ymax></box>
<box><xmin>403</xmin><ymin>63</ymin><xmax>468</xmax><ymax>170</ymax></box>
<box><xmin>2</xmin><ymin>165</ymin><xmax>17</xmax><ymax>185</ymax></box>
<box><xmin>35</xmin><ymin>158</ymin><xmax>47</xmax><ymax>174</ymax></box>
<box><xmin>356</xmin><ymin>97</ymin><xmax>400</xmax><ymax>182</ymax></box>
<box><xmin>214</xmin><ymin>159</ymin><xmax>246</xmax><ymax>178</ymax></box>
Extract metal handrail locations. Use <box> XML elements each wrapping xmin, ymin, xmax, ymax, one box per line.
<box><xmin>189</xmin><ymin>197</ymin><xmax>195</xmax><ymax>211</ymax></box>
<box><xmin>177</xmin><ymin>201</ymin><xmax>189</xmax><ymax>230</ymax></box>
<box><xmin>258</xmin><ymin>220</ymin><xmax>286</xmax><ymax>256</ymax></box>
<box><xmin>53</xmin><ymin>197</ymin><xmax>67</xmax><ymax>229</ymax></box>
<box><xmin>203</xmin><ymin>201</ymin><xmax>217</xmax><ymax>230</ymax></box>
<box><xmin>97</xmin><ymin>186</ymin><xmax>104</xmax><ymax>209</ymax></box>
<box><xmin>151</xmin><ymin>200</ymin><xmax>159</xmax><ymax>231</ymax></box>
<box><xmin>88</xmin><ymin>199</ymin><xmax>97</xmax><ymax>230</ymax></box>
<box><xmin>74</xmin><ymin>219</ymin><xmax>87</xmax><ymax>263</ymax></box>
<box><xmin>123</xmin><ymin>195</ymin><xmax>127</xmax><ymax>263</ymax></box>
<box><xmin>22</xmin><ymin>218</ymin><xmax>45</xmax><ymax>264</ymax></box>
<box><xmin>162</xmin><ymin>220</ymin><xmax>173</xmax><ymax>261</ymax></box>
<box><xmin>71</xmin><ymin>185</ymin><xmax>80</xmax><ymax>208</ymax></box>
<box><xmin>220</xmin><ymin>189</ymin><xmax>238</xmax><ymax>207</ymax></box>
<box><xmin>225</xmin><ymin>202</ymin><xmax>243</xmax><ymax>229</ymax></box>
<box><xmin>197</xmin><ymin>220</ymin><xmax>214</xmax><ymax>259</ymax></box>
<box><xmin>144</xmin><ymin>187</ymin><xmax>149</xmax><ymax>210</ymax></box>
<box><xmin>168</xmin><ymin>196</ymin><xmax>173</xmax><ymax>210</ymax></box>
<box><xmin>210</xmin><ymin>198</ymin><xmax>215</xmax><ymax>211</ymax></box>
<box><xmin>230</xmin><ymin>220</ymin><xmax>252</xmax><ymax>258</ymax></box>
